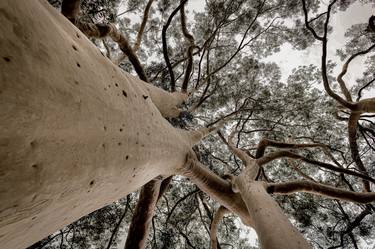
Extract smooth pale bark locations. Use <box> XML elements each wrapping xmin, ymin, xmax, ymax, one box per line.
<box><xmin>235</xmin><ymin>180</ymin><xmax>311</xmax><ymax>249</ymax></box>
<box><xmin>0</xmin><ymin>1</ymin><xmax>192</xmax><ymax>248</ymax></box>
<box><xmin>210</xmin><ymin>206</ymin><xmax>228</xmax><ymax>249</ymax></box>
<box><xmin>222</xmin><ymin>132</ymin><xmax>311</xmax><ymax>248</ymax></box>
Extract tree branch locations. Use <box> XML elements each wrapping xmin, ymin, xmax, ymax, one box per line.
<box><xmin>76</xmin><ymin>22</ymin><xmax>149</xmax><ymax>82</ymax></box>
<box><xmin>256</xmin><ymin>150</ymin><xmax>375</xmax><ymax>185</ymax></box>
<box><xmin>162</xmin><ymin>0</ymin><xmax>188</xmax><ymax>91</ymax></box>
<box><xmin>210</xmin><ymin>206</ymin><xmax>229</xmax><ymax>249</ymax></box>
<box><xmin>124</xmin><ymin>177</ymin><xmax>163</xmax><ymax>249</ymax></box>
<box><xmin>61</xmin><ymin>0</ymin><xmax>81</xmax><ymax>23</ymax></box>
<box><xmin>133</xmin><ymin>0</ymin><xmax>155</xmax><ymax>52</ymax></box>
<box><xmin>267</xmin><ymin>180</ymin><xmax>375</xmax><ymax>204</ymax></box>
<box><xmin>348</xmin><ymin>112</ymin><xmax>371</xmax><ymax>191</ymax></box>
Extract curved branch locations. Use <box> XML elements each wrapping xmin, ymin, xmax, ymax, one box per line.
<box><xmin>337</xmin><ymin>44</ymin><xmax>375</xmax><ymax>102</ymax></box>
<box><xmin>133</xmin><ymin>0</ymin><xmax>155</xmax><ymax>52</ymax></box>
<box><xmin>76</xmin><ymin>22</ymin><xmax>148</xmax><ymax>82</ymax></box>
<box><xmin>61</xmin><ymin>0</ymin><xmax>81</xmax><ymax>23</ymax></box>
<box><xmin>301</xmin><ymin>0</ymin><xmax>323</xmax><ymax>41</ymax></box>
<box><xmin>357</xmin><ymin>78</ymin><xmax>375</xmax><ymax>102</ymax></box>
<box><xmin>162</xmin><ymin>0</ymin><xmax>188</xmax><ymax>91</ymax></box>
<box><xmin>124</xmin><ymin>178</ymin><xmax>163</xmax><ymax>249</ymax></box>
<box><xmin>348</xmin><ymin>112</ymin><xmax>371</xmax><ymax>191</ymax></box>
<box><xmin>210</xmin><ymin>206</ymin><xmax>229</xmax><ymax>249</ymax></box>
<box><xmin>180</xmin><ymin>152</ymin><xmax>252</xmax><ymax>226</ymax></box>
<box><xmin>320</xmin><ymin>0</ymin><xmax>355</xmax><ymax>110</ymax></box>
<box><xmin>267</xmin><ymin>180</ymin><xmax>375</xmax><ymax>204</ymax></box>
<box><xmin>256</xmin><ymin>150</ymin><xmax>375</xmax><ymax>185</ymax></box>
<box><xmin>180</xmin><ymin>0</ymin><xmax>196</xmax><ymax>93</ymax></box>
<box><xmin>255</xmin><ymin>138</ymin><xmax>325</xmax><ymax>159</ymax></box>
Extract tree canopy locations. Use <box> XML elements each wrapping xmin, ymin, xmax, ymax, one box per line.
<box><xmin>19</xmin><ymin>0</ymin><xmax>375</xmax><ymax>248</ymax></box>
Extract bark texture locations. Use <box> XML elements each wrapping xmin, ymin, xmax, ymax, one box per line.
<box><xmin>0</xmin><ymin>1</ymin><xmax>191</xmax><ymax>248</ymax></box>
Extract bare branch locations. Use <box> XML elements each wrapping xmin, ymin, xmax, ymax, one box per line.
<box><xmin>180</xmin><ymin>152</ymin><xmax>252</xmax><ymax>226</ymax></box>
<box><xmin>348</xmin><ymin>112</ymin><xmax>371</xmax><ymax>191</ymax></box>
<box><xmin>267</xmin><ymin>180</ymin><xmax>375</xmax><ymax>204</ymax></box>
<box><xmin>124</xmin><ymin>177</ymin><xmax>163</xmax><ymax>249</ymax></box>
<box><xmin>256</xmin><ymin>150</ymin><xmax>375</xmax><ymax>185</ymax></box>
<box><xmin>133</xmin><ymin>0</ymin><xmax>155</xmax><ymax>52</ymax></box>
<box><xmin>76</xmin><ymin>22</ymin><xmax>149</xmax><ymax>82</ymax></box>
<box><xmin>210</xmin><ymin>206</ymin><xmax>229</xmax><ymax>249</ymax></box>
<box><xmin>337</xmin><ymin>44</ymin><xmax>375</xmax><ymax>102</ymax></box>
<box><xmin>162</xmin><ymin>0</ymin><xmax>188</xmax><ymax>91</ymax></box>
<box><xmin>180</xmin><ymin>0</ymin><xmax>196</xmax><ymax>93</ymax></box>
<box><xmin>61</xmin><ymin>0</ymin><xmax>81</xmax><ymax>23</ymax></box>
<box><xmin>301</xmin><ymin>0</ymin><xmax>323</xmax><ymax>41</ymax></box>
<box><xmin>357</xmin><ymin>78</ymin><xmax>375</xmax><ymax>102</ymax></box>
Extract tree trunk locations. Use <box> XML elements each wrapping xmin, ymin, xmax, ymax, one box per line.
<box><xmin>0</xmin><ymin>1</ymin><xmax>191</xmax><ymax>248</ymax></box>
<box><xmin>236</xmin><ymin>180</ymin><xmax>311</xmax><ymax>249</ymax></box>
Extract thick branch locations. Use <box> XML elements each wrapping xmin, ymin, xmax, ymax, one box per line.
<box><xmin>256</xmin><ymin>150</ymin><xmax>375</xmax><ymax>185</ymax></box>
<box><xmin>180</xmin><ymin>153</ymin><xmax>252</xmax><ymax>226</ymax></box>
<box><xmin>348</xmin><ymin>112</ymin><xmax>371</xmax><ymax>191</ymax></box>
<box><xmin>124</xmin><ymin>178</ymin><xmax>163</xmax><ymax>249</ymax></box>
<box><xmin>267</xmin><ymin>180</ymin><xmax>375</xmax><ymax>203</ymax></box>
<box><xmin>133</xmin><ymin>0</ymin><xmax>154</xmax><ymax>52</ymax></box>
<box><xmin>180</xmin><ymin>0</ymin><xmax>196</xmax><ymax>93</ymax></box>
<box><xmin>162</xmin><ymin>0</ymin><xmax>188</xmax><ymax>91</ymax></box>
<box><xmin>301</xmin><ymin>0</ymin><xmax>323</xmax><ymax>41</ymax></box>
<box><xmin>76</xmin><ymin>22</ymin><xmax>148</xmax><ymax>82</ymax></box>
<box><xmin>61</xmin><ymin>0</ymin><xmax>80</xmax><ymax>23</ymax></box>
<box><xmin>255</xmin><ymin>138</ymin><xmax>325</xmax><ymax>159</ymax></box>
<box><xmin>337</xmin><ymin>44</ymin><xmax>375</xmax><ymax>102</ymax></box>
<box><xmin>210</xmin><ymin>206</ymin><xmax>229</xmax><ymax>249</ymax></box>
<box><xmin>320</xmin><ymin>0</ymin><xmax>355</xmax><ymax>110</ymax></box>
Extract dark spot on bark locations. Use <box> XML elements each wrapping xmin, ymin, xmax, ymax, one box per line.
<box><xmin>151</xmin><ymin>113</ymin><xmax>153</xmax><ymax>116</ymax></box>
<box><xmin>104</xmin><ymin>87</ymin><xmax>107</xmax><ymax>91</ymax></box>
<box><xmin>136</xmin><ymin>142</ymin><xmax>138</xmax><ymax>145</ymax></box>
<box><xmin>72</xmin><ymin>45</ymin><xmax>78</xmax><ymax>51</ymax></box>
<box><xmin>122</xmin><ymin>124</ymin><xmax>125</xmax><ymax>127</ymax></box>
<box><xmin>3</xmin><ymin>57</ymin><xmax>10</xmax><ymax>62</ymax></box>
<box><xmin>32</xmin><ymin>216</ymin><xmax>37</xmax><ymax>220</ymax></box>
<box><xmin>115</xmin><ymin>83</ymin><xmax>118</xmax><ymax>87</ymax></box>
<box><xmin>134</xmin><ymin>94</ymin><xmax>137</xmax><ymax>98</ymax></box>
<box><xmin>76</xmin><ymin>33</ymin><xmax>80</xmax><ymax>38</ymax></box>
<box><xmin>74</xmin><ymin>80</ymin><xmax>79</xmax><ymax>85</ymax></box>
<box><xmin>133</xmin><ymin>168</ymin><xmax>136</xmax><ymax>171</ymax></box>
<box><xmin>89</xmin><ymin>180</ymin><xmax>95</xmax><ymax>186</ymax></box>
<box><xmin>31</xmin><ymin>164</ymin><xmax>38</xmax><ymax>169</ymax></box>
<box><xmin>122</xmin><ymin>90</ymin><xmax>127</xmax><ymax>97</ymax></box>
<box><xmin>147</xmin><ymin>133</ymin><xmax>150</xmax><ymax>136</ymax></box>
<box><xmin>103</xmin><ymin>126</ymin><xmax>107</xmax><ymax>131</ymax></box>
<box><xmin>133</xmin><ymin>174</ymin><xmax>136</xmax><ymax>177</ymax></box>
<box><xmin>108</xmin><ymin>85</ymin><xmax>111</xmax><ymax>88</ymax></box>
<box><xmin>30</xmin><ymin>141</ymin><xmax>36</xmax><ymax>147</ymax></box>
<box><xmin>126</xmin><ymin>155</ymin><xmax>129</xmax><ymax>160</ymax></box>
<box><xmin>102</xmin><ymin>143</ymin><xmax>106</xmax><ymax>148</ymax></box>
<box><xmin>141</xmin><ymin>144</ymin><xmax>145</xmax><ymax>147</ymax></box>
<box><xmin>142</xmin><ymin>95</ymin><xmax>149</xmax><ymax>100</ymax></box>
<box><xmin>77</xmin><ymin>62</ymin><xmax>81</xmax><ymax>67</ymax></box>
<box><xmin>119</xmin><ymin>128</ymin><xmax>123</xmax><ymax>132</ymax></box>
<box><xmin>118</xmin><ymin>142</ymin><xmax>122</xmax><ymax>146</ymax></box>
<box><xmin>13</xmin><ymin>204</ymin><xmax>18</xmax><ymax>208</ymax></box>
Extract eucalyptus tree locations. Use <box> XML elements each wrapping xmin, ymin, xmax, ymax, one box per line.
<box><xmin>1</xmin><ymin>0</ymin><xmax>375</xmax><ymax>249</ymax></box>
